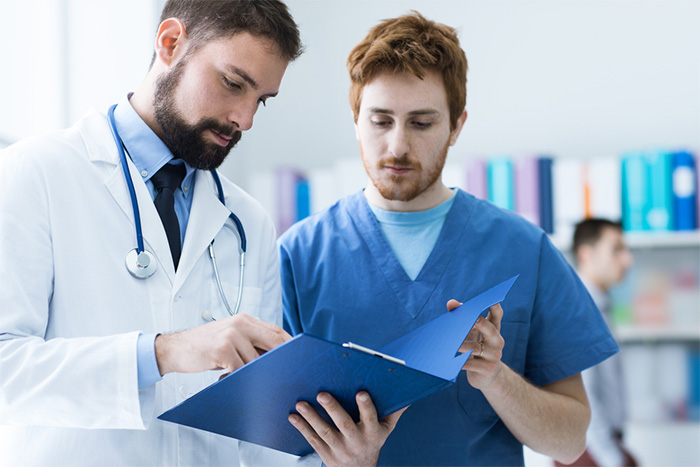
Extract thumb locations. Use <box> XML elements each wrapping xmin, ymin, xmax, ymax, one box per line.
<box><xmin>381</xmin><ymin>406</ymin><xmax>409</xmax><ymax>431</ymax></box>
<box><xmin>446</xmin><ymin>299</ymin><xmax>462</xmax><ymax>312</ymax></box>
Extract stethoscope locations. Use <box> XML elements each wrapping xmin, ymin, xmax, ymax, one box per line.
<box><xmin>107</xmin><ymin>104</ymin><xmax>246</xmax><ymax>318</ymax></box>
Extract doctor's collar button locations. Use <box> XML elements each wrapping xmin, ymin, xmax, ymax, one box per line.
<box><xmin>140</xmin><ymin>170</ymin><xmax>148</xmax><ymax>177</ymax></box>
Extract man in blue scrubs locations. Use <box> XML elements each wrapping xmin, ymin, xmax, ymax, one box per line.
<box><xmin>279</xmin><ymin>12</ymin><xmax>619</xmax><ymax>466</ymax></box>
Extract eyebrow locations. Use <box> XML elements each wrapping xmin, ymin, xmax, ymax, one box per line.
<box><xmin>225</xmin><ymin>65</ymin><xmax>279</xmax><ymax>98</ymax></box>
<box><xmin>368</xmin><ymin>107</ymin><xmax>440</xmax><ymax>117</ymax></box>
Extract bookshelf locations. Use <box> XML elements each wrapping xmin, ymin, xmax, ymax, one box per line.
<box><xmin>616</xmin><ymin>325</ymin><xmax>700</xmax><ymax>343</ymax></box>
<box><xmin>254</xmin><ymin>155</ymin><xmax>700</xmax><ymax>467</ymax></box>
<box><xmin>552</xmin><ymin>230</ymin><xmax>700</xmax><ymax>252</ymax></box>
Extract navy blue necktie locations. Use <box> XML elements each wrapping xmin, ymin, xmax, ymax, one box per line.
<box><xmin>151</xmin><ymin>163</ymin><xmax>186</xmax><ymax>270</ymax></box>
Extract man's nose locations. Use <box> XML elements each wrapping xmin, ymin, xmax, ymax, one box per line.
<box><xmin>388</xmin><ymin>126</ymin><xmax>410</xmax><ymax>158</ymax></box>
<box><xmin>228</xmin><ymin>99</ymin><xmax>258</xmax><ymax>132</ymax></box>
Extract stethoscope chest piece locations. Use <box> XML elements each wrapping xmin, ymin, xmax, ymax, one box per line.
<box><xmin>126</xmin><ymin>248</ymin><xmax>157</xmax><ymax>279</ymax></box>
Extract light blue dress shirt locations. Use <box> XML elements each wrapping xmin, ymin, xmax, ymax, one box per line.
<box><xmin>113</xmin><ymin>96</ymin><xmax>196</xmax><ymax>388</ymax></box>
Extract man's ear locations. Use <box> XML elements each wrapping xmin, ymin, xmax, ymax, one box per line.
<box><xmin>154</xmin><ymin>18</ymin><xmax>187</xmax><ymax>67</ymax></box>
<box><xmin>449</xmin><ymin>109</ymin><xmax>468</xmax><ymax>146</ymax></box>
<box><xmin>576</xmin><ymin>243</ymin><xmax>593</xmax><ymax>266</ymax></box>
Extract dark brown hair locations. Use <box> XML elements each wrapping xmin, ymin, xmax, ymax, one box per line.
<box><xmin>573</xmin><ymin>218</ymin><xmax>623</xmax><ymax>256</ymax></box>
<box><xmin>152</xmin><ymin>0</ymin><xmax>303</xmax><ymax>66</ymax></box>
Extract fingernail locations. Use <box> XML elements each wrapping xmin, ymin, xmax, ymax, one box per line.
<box><xmin>297</xmin><ymin>402</ymin><xmax>308</xmax><ymax>413</ymax></box>
<box><xmin>358</xmin><ymin>392</ymin><xmax>369</xmax><ymax>402</ymax></box>
<box><xmin>318</xmin><ymin>393</ymin><xmax>331</xmax><ymax>404</ymax></box>
<box><xmin>289</xmin><ymin>414</ymin><xmax>299</xmax><ymax>425</ymax></box>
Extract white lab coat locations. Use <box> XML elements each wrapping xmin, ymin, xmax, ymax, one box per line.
<box><xmin>0</xmin><ymin>110</ymin><xmax>282</xmax><ymax>466</ymax></box>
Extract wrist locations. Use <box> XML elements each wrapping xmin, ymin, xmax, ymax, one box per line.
<box><xmin>154</xmin><ymin>333</ymin><xmax>171</xmax><ymax>376</ymax></box>
<box><xmin>481</xmin><ymin>360</ymin><xmax>511</xmax><ymax>396</ymax></box>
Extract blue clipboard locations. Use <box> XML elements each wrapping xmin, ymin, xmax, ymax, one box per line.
<box><xmin>158</xmin><ymin>275</ymin><xmax>519</xmax><ymax>456</ymax></box>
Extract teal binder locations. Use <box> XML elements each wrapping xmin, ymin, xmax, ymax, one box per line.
<box><xmin>159</xmin><ymin>275</ymin><xmax>519</xmax><ymax>456</ymax></box>
<box><xmin>646</xmin><ymin>150</ymin><xmax>673</xmax><ymax>230</ymax></box>
<box><xmin>487</xmin><ymin>158</ymin><xmax>514</xmax><ymax>211</ymax></box>
<box><xmin>621</xmin><ymin>154</ymin><xmax>649</xmax><ymax>231</ymax></box>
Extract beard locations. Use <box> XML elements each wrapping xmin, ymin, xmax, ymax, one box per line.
<box><xmin>362</xmin><ymin>139</ymin><xmax>450</xmax><ymax>202</ymax></box>
<box><xmin>152</xmin><ymin>59</ymin><xmax>242</xmax><ymax>171</ymax></box>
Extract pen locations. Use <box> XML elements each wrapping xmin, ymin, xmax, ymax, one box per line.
<box><xmin>342</xmin><ymin>342</ymin><xmax>406</xmax><ymax>365</ymax></box>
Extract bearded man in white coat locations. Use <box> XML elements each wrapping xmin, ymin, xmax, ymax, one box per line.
<box><xmin>0</xmin><ymin>1</ymin><xmax>303</xmax><ymax>465</ymax></box>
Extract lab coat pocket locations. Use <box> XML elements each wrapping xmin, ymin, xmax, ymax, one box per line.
<box><xmin>457</xmin><ymin>321</ymin><xmax>528</xmax><ymax>418</ymax></box>
<box><xmin>209</xmin><ymin>281</ymin><xmax>263</xmax><ymax>321</ymax></box>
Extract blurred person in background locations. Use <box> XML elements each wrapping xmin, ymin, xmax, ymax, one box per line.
<box><xmin>562</xmin><ymin>218</ymin><xmax>638</xmax><ymax>467</ymax></box>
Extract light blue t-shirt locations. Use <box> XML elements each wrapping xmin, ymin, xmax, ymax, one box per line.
<box><xmin>368</xmin><ymin>191</ymin><xmax>457</xmax><ymax>281</ymax></box>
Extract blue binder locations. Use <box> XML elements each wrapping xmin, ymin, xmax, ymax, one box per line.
<box><xmin>158</xmin><ymin>275</ymin><xmax>519</xmax><ymax>456</ymax></box>
<box><xmin>538</xmin><ymin>157</ymin><xmax>554</xmax><ymax>234</ymax></box>
<box><xmin>671</xmin><ymin>151</ymin><xmax>697</xmax><ymax>230</ymax></box>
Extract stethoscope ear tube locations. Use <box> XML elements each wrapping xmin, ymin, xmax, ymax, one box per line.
<box><xmin>109</xmin><ymin>104</ymin><xmax>156</xmax><ymax>279</ymax></box>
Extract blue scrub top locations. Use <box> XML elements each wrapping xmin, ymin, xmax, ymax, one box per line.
<box><xmin>279</xmin><ymin>189</ymin><xmax>619</xmax><ymax>466</ymax></box>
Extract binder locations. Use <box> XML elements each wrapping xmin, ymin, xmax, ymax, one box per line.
<box><xmin>159</xmin><ymin>275</ymin><xmax>519</xmax><ymax>456</ymax></box>
<box><xmin>276</xmin><ymin>167</ymin><xmax>305</xmax><ymax>234</ymax></box>
<box><xmin>538</xmin><ymin>157</ymin><xmax>554</xmax><ymax>234</ymax></box>
<box><xmin>514</xmin><ymin>156</ymin><xmax>540</xmax><ymax>227</ymax></box>
<box><xmin>487</xmin><ymin>158</ymin><xmax>514</xmax><ymax>210</ymax></box>
<box><xmin>621</xmin><ymin>154</ymin><xmax>649</xmax><ymax>231</ymax></box>
<box><xmin>296</xmin><ymin>178</ymin><xmax>310</xmax><ymax>222</ymax></box>
<box><xmin>553</xmin><ymin>158</ymin><xmax>584</xmax><ymax>241</ymax></box>
<box><xmin>466</xmin><ymin>158</ymin><xmax>488</xmax><ymax>200</ymax></box>
<box><xmin>645</xmin><ymin>150</ymin><xmax>673</xmax><ymax>231</ymax></box>
<box><xmin>587</xmin><ymin>157</ymin><xmax>622</xmax><ymax>221</ymax></box>
<box><xmin>671</xmin><ymin>151</ymin><xmax>697</xmax><ymax>230</ymax></box>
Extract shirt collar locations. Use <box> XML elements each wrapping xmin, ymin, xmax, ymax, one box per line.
<box><xmin>112</xmin><ymin>95</ymin><xmax>195</xmax><ymax>196</ymax></box>
<box><xmin>368</xmin><ymin>188</ymin><xmax>458</xmax><ymax>225</ymax></box>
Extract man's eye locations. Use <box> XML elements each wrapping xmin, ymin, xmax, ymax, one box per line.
<box><xmin>258</xmin><ymin>97</ymin><xmax>267</xmax><ymax>107</ymax></box>
<box><xmin>223</xmin><ymin>77</ymin><xmax>241</xmax><ymax>90</ymax></box>
<box><xmin>371</xmin><ymin>120</ymin><xmax>391</xmax><ymax>127</ymax></box>
<box><xmin>413</xmin><ymin>121</ymin><xmax>432</xmax><ymax>129</ymax></box>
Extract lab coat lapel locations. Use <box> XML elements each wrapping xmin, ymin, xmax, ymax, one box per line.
<box><xmin>174</xmin><ymin>170</ymin><xmax>230</xmax><ymax>293</ymax></box>
<box><xmin>81</xmin><ymin>109</ymin><xmax>176</xmax><ymax>284</ymax></box>
<box><xmin>103</xmin><ymin>158</ymin><xmax>177</xmax><ymax>284</ymax></box>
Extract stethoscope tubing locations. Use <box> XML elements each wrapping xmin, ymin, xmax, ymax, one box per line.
<box><xmin>107</xmin><ymin>103</ymin><xmax>246</xmax><ymax>317</ymax></box>
<box><xmin>108</xmin><ymin>105</ymin><xmax>146</xmax><ymax>254</ymax></box>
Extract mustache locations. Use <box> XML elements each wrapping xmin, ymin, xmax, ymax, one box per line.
<box><xmin>381</xmin><ymin>156</ymin><xmax>419</xmax><ymax>169</ymax></box>
<box><xmin>200</xmin><ymin>118</ymin><xmax>240</xmax><ymax>142</ymax></box>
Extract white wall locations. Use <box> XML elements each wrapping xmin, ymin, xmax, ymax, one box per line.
<box><xmin>1</xmin><ymin>0</ymin><xmax>698</xmax><ymax>185</ymax></box>
<box><xmin>0</xmin><ymin>0</ymin><xmax>160</xmax><ymax>143</ymax></box>
<box><xmin>0</xmin><ymin>0</ymin><xmax>66</xmax><ymax>141</ymax></box>
<box><xmin>223</xmin><ymin>0</ymin><xmax>700</xmax><ymax>190</ymax></box>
